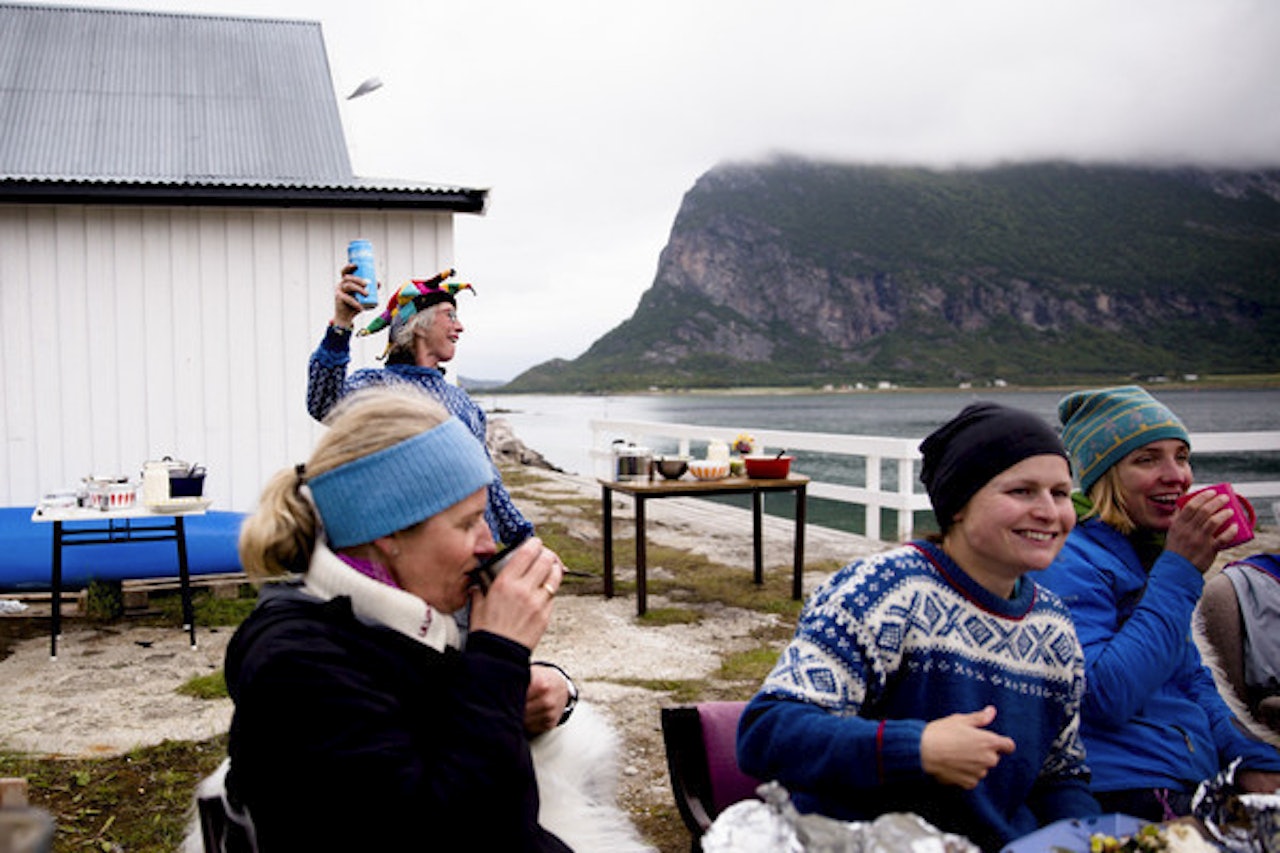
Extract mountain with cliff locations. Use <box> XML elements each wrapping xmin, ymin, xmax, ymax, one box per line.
<box><xmin>503</xmin><ymin>158</ymin><xmax>1280</xmax><ymax>392</ymax></box>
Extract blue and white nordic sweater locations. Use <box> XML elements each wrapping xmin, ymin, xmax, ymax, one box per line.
<box><xmin>1036</xmin><ymin>518</ymin><xmax>1280</xmax><ymax>794</ymax></box>
<box><xmin>738</xmin><ymin>541</ymin><xmax>1098</xmax><ymax>852</ymax></box>
<box><xmin>306</xmin><ymin>327</ymin><xmax>534</xmax><ymax>545</ymax></box>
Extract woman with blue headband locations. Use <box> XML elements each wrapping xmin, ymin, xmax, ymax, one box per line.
<box><xmin>224</xmin><ymin>386</ymin><xmax>571</xmax><ymax>850</ymax></box>
<box><xmin>1037</xmin><ymin>385</ymin><xmax>1280</xmax><ymax>822</ymax></box>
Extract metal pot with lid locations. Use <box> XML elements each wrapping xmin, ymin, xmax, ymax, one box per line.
<box><xmin>611</xmin><ymin>440</ymin><xmax>653</xmax><ymax>482</ymax></box>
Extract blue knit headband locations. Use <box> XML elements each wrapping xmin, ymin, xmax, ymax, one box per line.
<box><xmin>308</xmin><ymin>418</ymin><xmax>494</xmax><ymax>549</ymax></box>
<box><xmin>1058</xmin><ymin>385</ymin><xmax>1190</xmax><ymax>494</ymax></box>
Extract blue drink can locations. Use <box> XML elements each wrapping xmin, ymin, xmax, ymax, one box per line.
<box><xmin>347</xmin><ymin>239</ymin><xmax>379</xmax><ymax>309</ymax></box>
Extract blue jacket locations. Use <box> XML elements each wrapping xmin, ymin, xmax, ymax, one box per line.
<box><xmin>1036</xmin><ymin>518</ymin><xmax>1280</xmax><ymax>793</ymax></box>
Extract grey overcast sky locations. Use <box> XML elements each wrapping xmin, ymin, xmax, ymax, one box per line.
<box><xmin>71</xmin><ymin>0</ymin><xmax>1280</xmax><ymax>380</ymax></box>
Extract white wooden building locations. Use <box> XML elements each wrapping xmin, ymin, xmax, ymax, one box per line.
<box><xmin>0</xmin><ymin>4</ymin><xmax>488</xmax><ymax>512</ymax></box>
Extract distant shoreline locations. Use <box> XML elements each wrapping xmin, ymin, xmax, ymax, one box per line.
<box><xmin>488</xmin><ymin>373</ymin><xmax>1280</xmax><ymax>397</ymax></box>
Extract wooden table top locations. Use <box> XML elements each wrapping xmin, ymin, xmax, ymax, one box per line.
<box><xmin>598</xmin><ymin>474</ymin><xmax>809</xmax><ymax>496</ymax></box>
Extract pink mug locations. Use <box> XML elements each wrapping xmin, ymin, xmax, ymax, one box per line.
<box><xmin>1175</xmin><ymin>483</ymin><xmax>1256</xmax><ymax>547</ymax></box>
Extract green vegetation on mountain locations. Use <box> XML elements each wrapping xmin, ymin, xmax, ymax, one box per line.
<box><xmin>504</xmin><ymin>159</ymin><xmax>1280</xmax><ymax>392</ymax></box>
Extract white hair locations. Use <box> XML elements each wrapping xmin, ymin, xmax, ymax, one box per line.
<box><xmin>389</xmin><ymin>302</ymin><xmax>444</xmax><ymax>356</ymax></box>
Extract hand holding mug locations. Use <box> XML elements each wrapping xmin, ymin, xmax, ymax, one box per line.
<box><xmin>469</xmin><ymin>537</ymin><xmax>562</xmax><ymax>650</ymax></box>
<box><xmin>1175</xmin><ymin>483</ymin><xmax>1256</xmax><ymax>547</ymax></box>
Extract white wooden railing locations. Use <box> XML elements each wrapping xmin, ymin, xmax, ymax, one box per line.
<box><xmin>591</xmin><ymin>419</ymin><xmax>1280</xmax><ymax>541</ymax></box>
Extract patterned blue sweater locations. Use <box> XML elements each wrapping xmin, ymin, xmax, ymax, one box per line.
<box><xmin>738</xmin><ymin>541</ymin><xmax>1098</xmax><ymax>852</ymax></box>
<box><xmin>307</xmin><ymin>328</ymin><xmax>534</xmax><ymax>545</ymax></box>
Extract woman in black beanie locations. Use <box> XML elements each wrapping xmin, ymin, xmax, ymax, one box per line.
<box><xmin>739</xmin><ymin>402</ymin><xmax>1099</xmax><ymax>852</ymax></box>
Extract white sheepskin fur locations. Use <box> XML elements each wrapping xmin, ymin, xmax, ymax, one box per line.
<box><xmin>179</xmin><ymin>758</ymin><xmax>230</xmax><ymax>853</ymax></box>
<box><xmin>183</xmin><ymin>702</ymin><xmax>653</xmax><ymax>852</ymax></box>
<box><xmin>1192</xmin><ymin>606</ymin><xmax>1280</xmax><ymax>749</ymax></box>
<box><xmin>531</xmin><ymin>701</ymin><xmax>656</xmax><ymax>852</ymax></box>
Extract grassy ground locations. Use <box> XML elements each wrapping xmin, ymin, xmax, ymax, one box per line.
<box><xmin>0</xmin><ymin>600</ymin><xmax>238</xmax><ymax>852</ymax></box>
<box><xmin>0</xmin><ymin>467</ymin><xmax>836</xmax><ymax>852</ymax></box>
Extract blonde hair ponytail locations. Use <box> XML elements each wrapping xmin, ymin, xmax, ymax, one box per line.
<box><xmin>238</xmin><ymin>467</ymin><xmax>319</xmax><ymax>578</ymax></box>
<box><xmin>238</xmin><ymin>386</ymin><xmax>451</xmax><ymax>578</ymax></box>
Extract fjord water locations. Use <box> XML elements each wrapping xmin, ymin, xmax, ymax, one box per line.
<box><xmin>485</xmin><ymin>387</ymin><xmax>1280</xmax><ymax>479</ymax></box>
<box><xmin>482</xmin><ymin>388</ymin><xmax>1280</xmax><ymax>536</ymax></box>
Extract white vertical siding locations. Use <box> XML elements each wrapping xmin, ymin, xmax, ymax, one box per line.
<box><xmin>0</xmin><ymin>203</ymin><xmax>455</xmax><ymax>512</ymax></box>
<box><xmin>1</xmin><ymin>208</ymin><xmax>40</xmax><ymax>503</ymax></box>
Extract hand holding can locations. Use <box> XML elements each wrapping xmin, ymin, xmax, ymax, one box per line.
<box><xmin>347</xmin><ymin>239</ymin><xmax>380</xmax><ymax>309</ymax></box>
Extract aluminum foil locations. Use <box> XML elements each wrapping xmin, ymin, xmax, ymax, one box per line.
<box><xmin>1192</xmin><ymin>758</ymin><xmax>1280</xmax><ymax>853</ymax></box>
<box><xmin>1238</xmin><ymin>795</ymin><xmax>1280</xmax><ymax>853</ymax></box>
<box><xmin>701</xmin><ymin>781</ymin><xmax>981</xmax><ymax>853</ymax></box>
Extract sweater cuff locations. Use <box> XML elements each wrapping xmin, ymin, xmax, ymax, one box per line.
<box><xmin>318</xmin><ymin>325</ymin><xmax>354</xmax><ymax>356</ymax></box>
<box><xmin>876</xmin><ymin>718</ymin><xmax>927</xmax><ymax>784</ymax></box>
<box><xmin>1150</xmin><ymin>551</ymin><xmax>1205</xmax><ymax>600</ymax></box>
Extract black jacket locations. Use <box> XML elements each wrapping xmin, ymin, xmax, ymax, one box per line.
<box><xmin>224</xmin><ymin>585</ymin><xmax>571</xmax><ymax>851</ymax></box>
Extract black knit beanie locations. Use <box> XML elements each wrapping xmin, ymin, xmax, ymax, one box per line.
<box><xmin>919</xmin><ymin>402</ymin><xmax>1069</xmax><ymax>532</ymax></box>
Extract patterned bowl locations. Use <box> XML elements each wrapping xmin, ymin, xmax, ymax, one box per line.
<box><xmin>688</xmin><ymin>460</ymin><xmax>730</xmax><ymax>480</ymax></box>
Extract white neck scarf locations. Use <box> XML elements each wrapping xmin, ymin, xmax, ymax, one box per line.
<box><xmin>302</xmin><ymin>541</ymin><xmax>461</xmax><ymax>653</ymax></box>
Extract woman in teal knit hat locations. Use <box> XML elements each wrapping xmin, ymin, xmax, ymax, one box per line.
<box><xmin>1037</xmin><ymin>385</ymin><xmax>1280</xmax><ymax>822</ymax></box>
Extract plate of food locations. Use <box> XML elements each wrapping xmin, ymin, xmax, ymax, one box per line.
<box><xmin>146</xmin><ymin>497</ymin><xmax>212</xmax><ymax>514</ymax></box>
<box><xmin>1001</xmin><ymin>815</ymin><xmax>1217</xmax><ymax>853</ymax></box>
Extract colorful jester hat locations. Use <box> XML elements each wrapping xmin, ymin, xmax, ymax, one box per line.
<box><xmin>357</xmin><ymin>268</ymin><xmax>475</xmax><ymax>338</ymax></box>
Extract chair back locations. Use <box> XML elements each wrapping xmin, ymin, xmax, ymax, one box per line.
<box><xmin>698</xmin><ymin>701</ymin><xmax>761</xmax><ymax>814</ymax></box>
<box><xmin>661</xmin><ymin>701</ymin><xmax>762</xmax><ymax>848</ymax></box>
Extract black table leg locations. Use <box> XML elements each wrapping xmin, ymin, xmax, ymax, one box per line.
<box><xmin>752</xmin><ymin>491</ymin><xmax>764</xmax><ymax>585</ymax></box>
<box><xmin>602</xmin><ymin>484</ymin><xmax>614</xmax><ymax>599</ymax></box>
<box><xmin>635</xmin><ymin>496</ymin><xmax>647</xmax><ymax>616</ymax></box>
<box><xmin>175</xmin><ymin>516</ymin><xmax>196</xmax><ymax>648</ymax></box>
<box><xmin>51</xmin><ymin>521</ymin><xmax>62</xmax><ymax>660</ymax></box>
<box><xmin>793</xmin><ymin>485</ymin><xmax>807</xmax><ymax>601</ymax></box>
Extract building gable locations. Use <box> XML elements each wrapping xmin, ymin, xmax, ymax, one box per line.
<box><xmin>0</xmin><ymin>3</ymin><xmax>485</xmax><ymax>210</ymax></box>
<box><xmin>0</xmin><ymin>3</ymin><xmax>352</xmax><ymax>181</ymax></box>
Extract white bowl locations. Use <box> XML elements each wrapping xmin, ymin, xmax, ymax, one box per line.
<box><xmin>688</xmin><ymin>460</ymin><xmax>730</xmax><ymax>480</ymax></box>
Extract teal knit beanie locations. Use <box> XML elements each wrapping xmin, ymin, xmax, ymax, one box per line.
<box><xmin>1057</xmin><ymin>386</ymin><xmax>1190</xmax><ymax>494</ymax></box>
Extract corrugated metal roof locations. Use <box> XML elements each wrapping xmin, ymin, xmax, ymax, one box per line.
<box><xmin>0</xmin><ymin>3</ymin><xmax>352</xmax><ymax>181</ymax></box>
<box><xmin>0</xmin><ymin>172</ymin><xmax>482</xmax><ymax>193</ymax></box>
<box><xmin>0</xmin><ymin>172</ymin><xmax>490</xmax><ymax>211</ymax></box>
<box><xmin>0</xmin><ymin>3</ymin><xmax>486</xmax><ymax>211</ymax></box>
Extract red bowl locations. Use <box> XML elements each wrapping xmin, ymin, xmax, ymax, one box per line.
<box><xmin>743</xmin><ymin>455</ymin><xmax>793</xmax><ymax>479</ymax></box>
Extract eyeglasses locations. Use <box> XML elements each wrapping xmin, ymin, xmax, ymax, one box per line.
<box><xmin>441</xmin><ymin>309</ymin><xmax>459</xmax><ymax>323</ymax></box>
